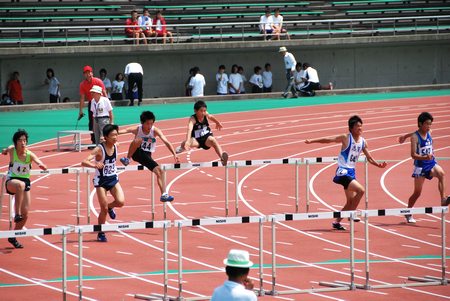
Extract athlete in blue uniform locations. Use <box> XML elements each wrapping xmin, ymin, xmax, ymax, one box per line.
<box><xmin>119</xmin><ymin>111</ymin><xmax>178</xmax><ymax>202</ymax></box>
<box><xmin>176</xmin><ymin>100</ymin><xmax>228</xmax><ymax>166</ymax></box>
<box><xmin>398</xmin><ymin>112</ymin><xmax>450</xmax><ymax>223</ymax></box>
<box><xmin>82</xmin><ymin>124</ymin><xmax>124</xmax><ymax>242</ymax></box>
<box><xmin>306</xmin><ymin>115</ymin><xmax>387</xmax><ymax>230</ymax></box>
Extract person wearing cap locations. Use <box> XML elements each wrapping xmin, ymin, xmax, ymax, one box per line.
<box><xmin>124</xmin><ymin>62</ymin><xmax>144</xmax><ymax>106</ymax></box>
<box><xmin>90</xmin><ymin>85</ymin><xmax>114</xmax><ymax>145</ymax></box>
<box><xmin>211</xmin><ymin>249</ymin><xmax>257</xmax><ymax>301</ymax></box>
<box><xmin>79</xmin><ymin>65</ymin><xmax>107</xmax><ymax>144</ymax></box>
<box><xmin>278</xmin><ymin>47</ymin><xmax>298</xmax><ymax>98</ymax></box>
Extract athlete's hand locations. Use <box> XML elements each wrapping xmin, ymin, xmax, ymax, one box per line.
<box><xmin>398</xmin><ymin>136</ymin><xmax>406</xmax><ymax>144</ymax></box>
<box><xmin>424</xmin><ymin>154</ymin><xmax>433</xmax><ymax>160</ymax></box>
<box><xmin>38</xmin><ymin>163</ymin><xmax>48</xmax><ymax>171</ymax></box>
<box><xmin>305</xmin><ymin>139</ymin><xmax>312</xmax><ymax>144</ymax></box>
<box><xmin>1</xmin><ymin>148</ymin><xmax>7</xmax><ymax>155</ymax></box>
<box><xmin>95</xmin><ymin>162</ymin><xmax>104</xmax><ymax>169</ymax></box>
<box><xmin>216</xmin><ymin>122</ymin><xmax>223</xmax><ymax>131</ymax></box>
<box><xmin>243</xmin><ymin>278</ymin><xmax>254</xmax><ymax>290</ymax></box>
<box><xmin>377</xmin><ymin>161</ymin><xmax>387</xmax><ymax>168</ymax></box>
<box><xmin>174</xmin><ymin>155</ymin><xmax>180</xmax><ymax>163</ymax></box>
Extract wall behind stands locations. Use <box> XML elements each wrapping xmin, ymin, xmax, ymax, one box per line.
<box><xmin>1</xmin><ymin>37</ymin><xmax>449</xmax><ymax>104</ymax></box>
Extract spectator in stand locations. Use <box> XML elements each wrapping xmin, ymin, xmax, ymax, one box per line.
<box><xmin>249</xmin><ymin>66</ymin><xmax>263</xmax><ymax>93</ymax></box>
<box><xmin>216</xmin><ymin>65</ymin><xmax>229</xmax><ymax>95</ymax></box>
<box><xmin>111</xmin><ymin>73</ymin><xmax>126</xmax><ymax>100</ymax></box>
<box><xmin>259</xmin><ymin>9</ymin><xmax>274</xmax><ymax>40</ymax></box>
<box><xmin>272</xmin><ymin>8</ymin><xmax>290</xmax><ymax>40</ymax></box>
<box><xmin>185</xmin><ymin>68</ymin><xmax>194</xmax><ymax>96</ymax></box>
<box><xmin>238</xmin><ymin>66</ymin><xmax>247</xmax><ymax>94</ymax></box>
<box><xmin>294</xmin><ymin>62</ymin><xmax>306</xmax><ymax>92</ymax></box>
<box><xmin>79</xmin><ymin>65</ymin><xmax>107</xmax><ymax>144</ymax></box>
<box><xmin>228</xmin><ymin>64</ymin><xmax>243</xmax><ymax>95</ymax></box>
<box><xmin>299</xmin><ymin>62</ymin><xmax>333</xmax><ymax>97</ymax></box>
<box><xmin>7</xmin><ymin>71</ymin><xmax>23</xmax><ymax>105</ymax></box>
<box><xmin>44</xmin><ymin>68</ymin><xmax>60</xmax><ymax>103</ymax></box>
<box><xmin>125</xmin><ymin>10</ymin><xmax>147</xmax><ymax>45</ymax></box>
<box><xmin>188</xmin><ymin>67</ymin><xmax>206</xmax><ymax>97</ymax></box>
<box><xmin>153</xmin><ymin>11</ymin><xmax>173</xmax><ymax>44</ymax></box>
<box><xmin>124</xmin><ymin>62</ymin><xmax>144</xmax><ymax>106</ymax></box>
<box><xmin>99</xmin><ymin>68</ymin><xmax>112</xmax><ymax>99</ymax></box>
<box><xmin>262</xmin><ymin>63</ymin><xmax>273</xmax><ymax>92</ymax></box>
<box><xmin>138</xmin><ymin>8</ymin><xmax>155</xmax><ymax>42</ymax></box>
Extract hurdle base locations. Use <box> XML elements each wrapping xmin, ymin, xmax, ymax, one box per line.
<box><xmin>262</xmin><ymin>285</ymin><xmax>352</xmax><ymax>296</ymax></box>
<box><xmin>408</xmin><ymin>275</ymin><xmax>448</xmax><ymax>285</ymax></box>
<box><xmin>334</xmin><ymin>280</ymin><xmax>363</xmax><ymax>290</ymax></box>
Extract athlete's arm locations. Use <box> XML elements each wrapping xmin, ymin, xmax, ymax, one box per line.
<box><xmin>184</xmin><ymin>117</ymin><xmax>195</xmax><ymax>150</ymax></box>
<box><xmin>78</xmin><ymin>94</ymin><xmax>85</xmax><ymax>117</ymax></box>
<box><xmin>118</xmin><ymin>126</ymin><xmax>137</xmax><ymax>136</ymax></box>
<box><xmin>398</xmin><ymin>132</ymin><xmax>414</xmax><ymax>144</ymax></box>
<box><xmin>109</xmin><ymin>110</ymin><xmax>114</xmax><ymax>125</ymax></box>
<box><xmin>410</xmin><ymin>134</ymin><xmax>433</xmax><ymax>160</ymax></box>
<box><xmin>362</xmin><ymin>142</ymin><xmax>387</xmax><ymax>168</ymax></box>
<box><xmin>206</xmin><ymin>112</ymin><xmax>223</xmax><ymax>130</ymax></box>
<box><xmin>154</xmin><ymin>127</ymin><xmax>179</xmax><ymax>163</ymax></box>
<box><xmin>305</xmin><ymin>134</ymin><xmax>346</xmax><ymax>145</ymax></box>
<box><xmin>81</xmin><ymin>147</ymin><xmax>104</xmax><ymax>169</ymax></box>
<box><xmin>1</xmin><ymin>145</ymin><xmax>14</xmax><ymax>156</ymax></box>
<box><xmin>30</xmin><ymin>151</ymin><xmax>47</xmax><ymax>170</ymax></box>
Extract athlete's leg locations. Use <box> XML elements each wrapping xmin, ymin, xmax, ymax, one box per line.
<box><xmin>6</xmin><ymin>179</ymin><xmax>25</xmax><ymax>216</ymax></box>
<box><xmin>336</xmin><ymin>180</ymin><xmax>364</xmax><ymax>223</ymax></box>
<box><xmin>205</xmin><ymin>136</ymin><xmax>223</xmax><ymax>159</ymax></box>
<box><xmin>109</xmin><ymin>183</ymin><xmax>125</xmax><ymax>209</ymax></box>
<box><xmin>152</xmin><ymin>166</ymin><xmax>166</xmax><ymax>195</ymax></box>
<box><xmin>430</xmin><ymin>165</ymin><xmax>446</xmax><ymax>201</ymax></box>
<box><xmin>14</xmin><ymin>190</ymin><xmax>30</xmax><ymax>230</ymax></box>
<box><xmin>96</xmin><ymin>187</ymin><xmax>109</xmax><ymax>225</ymax></box>
<box><xmin>408</xmin><ymin>177</ymin><xmax>425</xmax><ymax>208</ymax></box>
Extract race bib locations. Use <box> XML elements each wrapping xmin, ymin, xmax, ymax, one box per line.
<box><xmin>336</xmin><ymin>168</ymin><xmax>348</xmax><ymax>177</ymax></box>
<box><xmin>194</xmin><ymin>127</ymin><xmax>209</xmax><ymax>138</ymax></box>
<box><xmin>140</xmin><ymin>137</ymin><xmax>155</xmax><ymax>152</ymax></box>
<box><xmin>103</xmin><ymin>163</ymin><xmax>116</xmax><ymax>176</ymax></box>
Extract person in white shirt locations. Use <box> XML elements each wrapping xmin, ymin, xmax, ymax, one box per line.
<box><xmin>111</xmin><ymin>73</ymin><xmax>126</xmax><ymax>100</ymax></box>
<box><xmin>299</xmin><ymin>62</ymin><xmax>333</xmax><ymax>96</ymax></box>
<box><xmin>124</xmin><ymin>62</ymin><xmax>144</xmax><ymax>106</ymax></box>
<box><xmin>228</xmin><ymin>64</ymin><xmax>243</xmax><ymax>94</ymax></box>
<box><xmin>272</xmin><ymin>8</ymin><xmax>290</xmax><ymax>40</ymax></box>
<box><xmin>262</xmin><ymin>63</ymin><xmax>273</xmax><ymax>92</ymax></box>
<box><xmin>99</xmin><ymin>68</ymin><xmax>112</xmax><ymax>99</ymax></box>
<box><xmin>90</xmin><ymin>85</ymin><xmax>114</xmax><ymax>145</ymax></box>
<box><xmin>294</xmin><ymin>62</ymin><xmax>306</xmax><ymax>91</ymax></box>
<box><xmin>216</xmin><ymin>65</ymin><xmax>229</xmax><ymax>95</ymax></box>
<box><xmin>44</xmin><ymin>68</ymin><xmax>60</xmax><ymax>103</ymax></box>
<box><xmin>279</xmin><ymin>46</ymin><xmax>298</xmax><ymax>98</ymax></box>
<box><xmin>211</xmin><ymin>249</ymin><xmax>257</xmax><ymax>301</ymax></box>
<box><xmin>238</xmin><ymin>66</ymin><xmax>247</xmax><ymax>94</ymax></box>
<box><xmin>249</xmin><ymin>66</ymin><xmax>263</xmax><ymax>93</ymax></box>
<box><xmin>259</xmin><ymin>9</ymin><xmax>274</xmax><ymax>40</ymax></box>
<box><xmin>188</xmin><ymin>67</ymin><xmax>206</xmax><ymax>97</ymax></box>
<box><xmin>138</xmin><ymin>8</ymin><xmax>155</xmax><ymax>41</ymax></box>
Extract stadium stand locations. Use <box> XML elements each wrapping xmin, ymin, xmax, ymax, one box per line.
<box><xmin>0</xmin><ymin>0</ymin><xmax>449</xmax><ymax>46</ymax></box>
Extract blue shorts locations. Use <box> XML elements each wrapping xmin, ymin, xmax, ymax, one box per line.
<box><xmin>333</xmin><ymin>167</ymin><xmax>356</xmax><ymax>190</ymax></box>
<box><xmin>94</xmin><ymin>176</ymin><xmax>119</xmax><ymax>191</ymax></box>
<box><xmin>412</xmin><ymin>161</ymin><xmax>437</xmax><ymax>180</ymax></box>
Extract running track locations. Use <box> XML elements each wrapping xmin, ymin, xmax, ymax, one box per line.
<box><xmin>1</xmin><ymin>95</ymin><xmax>450</xmax><ymax>300</ymax></box>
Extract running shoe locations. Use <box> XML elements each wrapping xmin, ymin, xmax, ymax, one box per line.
<box><xmin>441</xmin><ymin>196</ymin><xmax>450</xmax><ymax>206</ymax></box>
<box><xmin>175</xmin><ymin>146</ymin><xmax>184</xmax><ymax>154</ymax></box>
<box><xmin>160</xmin><ymin>194</ymin><xmax>174</xmax><ymax>202</ymax></box>
<box><xmin>120</xmin><ymin>157</ymin><xmax>130</xmax><ymax>166</ymax></box>
<box><xmin>97</xmin><ymin>232</ymin><xmax>107</xmax><ymax>242</ymax></box>
<box><xmin>14</xmin><ymin>214</ymin><xmax>23</xmax><ymax>223</ymax></box>
<box><xmin>405</xmin><ymin>214</ymin><xmax>416</xmax><ymax>224</ymax></box>
<box><xmin>8</xmin><ymin>237</ymin><xmax>23</xmax><ymax>249</ymax></box>
<box><xmin>108</xmin><ymin>208</ymin><xmax>116</xmax><ymax>220</ymax></box>
<box><xmin>221</xmin><ymin>152</ymin><xmax>229</xmax><ymax>166</ymax></box>
<box><xmin>332</xmin><ymin>222</ymin><xmax>346</xmax><ymax>230</ymax></box>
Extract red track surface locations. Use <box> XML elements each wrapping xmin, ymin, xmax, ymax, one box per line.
<box><xmin>1</xmin><ymin>96</ymin><xmax>450</xmax><ymax>301</ymax></box>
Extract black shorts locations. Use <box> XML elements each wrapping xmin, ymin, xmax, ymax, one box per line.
<box><xmin>94</xmin><ymin>177</ymin><xmax>119</xmax><ymax>191</ymax></box>
<box><xmin>132</xmin><ymin>148</ymin><xmax>158</xmax><ymax>171</ymax></box>
<box><xmin>196</xmin><ymin>133</ymin><xmax>213</xmax><ymax>150</ymax></box>
<box><xmin>6</xmin><ymin>177</ymin><xmax>31</xmax><ymax>194</ymax></box>
<box><xmin>333</xmin><ymin>175</ymin><xmax>354</xmax><ymax>190</ymax></box>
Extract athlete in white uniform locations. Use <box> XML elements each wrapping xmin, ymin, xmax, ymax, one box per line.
<box><xmin>305</xmin><ymin>116</ymin><xmax>387</xmax><ymax>230</ymax></box>
<box><xmin>119</xmin><ymin>111</ymin><xmax>179</xmax><ymax>202</ymax></box>
<box><xmin>82</xmin><ymin>124</ymin><xmax>125</xmax><ymax>242</ymax></box>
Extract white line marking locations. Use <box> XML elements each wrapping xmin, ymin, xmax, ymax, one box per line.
<box><xmin>36</xmin><ymin>186</ymin><xmax>49</xmax><ymax>189</ymax></box>
<box><xmin>253</xmin><ymin>188</ymin><xmax>262</xmax><ymax>192</ymax></box>
<box><xmin>35</xmin><ymin>197</ymin><xmax>48</xmax><ymax>201</ymax></box>
<box><xmin>189</xmin><ymin>230</ymin><xmax>204</xmax><ymax>234</ymax></box>
<box><xmin>211</xmin><ymin>207</ymin><xmax>224</xmax><ymax>210</ymax></box>
<box><xmin>269</xmin><ymin>192</ymin><xmax>280</xmax><ymax>196</ymax></box>
<box><xmin>137</xmin><ymin>198</ymin><xmax>150</xmax><ymax>201</ymax></box>
<box><xmin>288</xmin><ymin>196</ymin><xmax>296</xmax><ymax>199</ymax></box>
<box><xmin>33</xmin><ymin>224</ymin><xmax>49</xmax><ymax>227</ymax></box>
<box><xmin>427</xmin><ymin>234</ymin><xmax>441</xmax><ymax>238</ymax></box>
<box><xmin>215</xmin><ymin>177</ymin><xmax>223</xmax><ymax>181</ymax></box>
<box><xmin>277</xmin><ymin>203</ymin><xmax>293</xmax><ymax>207</ymax></box>
<box><xmin>202</xmin><ymin>194</ymin><xmax>216</xmax><ymax>198</ymax></box>
<box><xmin>30</xmin><ymin>257</ymin><xmax>48</xmax><ymax>261</ymax></box>
<box><xmin>231</xmin><ymin>235</ymin><xmax>248</xmax><ymax>239</ymax></box>
<box><xmin>323</xmin><ymin>248</ymin><xmax>342</xmax><ymax>253</ymax></box>
<box><xmin>197</xmin><ymin>246</ymin><xmax>214</xmax><ymax>250</ymax></box>
<box><xmin>306</xmin><ymin>231</ymin><xmax>322</xmax><ymax>235</ymax></box>
<box><xmin>402</xmin><ymin>244</ymin><xmax>420</xmax><ymax>249</ymax></box>
<box><xmin>417</xmin><ymin>218</ymin><xmax>437</xmax><ymax>223</ymax></box>
<box><xmin>277</xmin><ymin>241</ymin><xmax>293</xmax><ymax>246</ymax></box>
<box><xmin>69</xmin><ymin>189</ymin><xmax>77</xmax><ymax>193</ymax></box>
<box><xmin>133</xmin><ymin>186</ymin><xmax>147</xmax><ymax>190</ymax></box>
<box><xmin>116</xmin><ymin>251</ymin><xmax>133</xmax><ymax>255</ymax></box>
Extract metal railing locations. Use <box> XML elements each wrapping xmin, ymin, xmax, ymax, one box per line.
<box><xmin>0</xmin><ymin>15</ymin><xmax>449</xmax><ymax>47</ymax></box>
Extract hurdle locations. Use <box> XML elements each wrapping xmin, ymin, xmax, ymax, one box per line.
<box><xmin>359</xmin><ymin>206</ymin><xmax>448</xmax><ymax>290</ymax></box>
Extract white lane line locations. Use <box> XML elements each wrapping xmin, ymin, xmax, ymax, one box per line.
<box><xmin>253</xmin><ymin>188</ymin><xmax>262</xmax><ymax>192</ymax></box>
<box><xmin>277</xmin><ymin>203</ymin><xmax>293</xmax><ymax>207</ymax></box>
<box><xmin>133</xmin><ymin>186</ymin><xmax>146</xmax><ymax>190</ymax></box>
<box><xmin>427</xmin><ymin>234</ymin><xmax>441</xmax><ymax>238</ymax></box>
<box><xmin>30</xmin><ymin>257</ymin><xmax>48</xmax><ymax>261</ymax></box>
<box><xmin>36</xmin><ymin>186</ymin><xmax>49</xmax><ymax>189</ymax></box>
<box><xmin>323</xmin><ymin>248</ymin><xmax>342</xmax><ymax>253</ymax></box>
<box><xmin>189</xmin><ymin>230</ymin><xmax>204</xmax><ymax>234</ymax></box>
<box><xmin>35</xmin><ymin>197</ymin><xmax>49</xmax><ymax>201</ymax></box>
<box><xmin>33</xmin><ymin>224</ymin><xmax>49</xmax><ymax>227</ymax></box>
<box><xmin>401</xmin><ymin>244</ymin><xmax>420</xmax><ymax>249</ymax></box>
<box><xmin>288</xmin><ymin>196</ymin><xmax>296</xmax><ymax>199</ymax></box>
<box><xmin>231</xmin><ymin>235</ymin><xmax>248</xmax><ymax>239</ymax></box>
<box><xmin>197</xmin><ymin>246</ymin><xmax>214</xmax><ymax>250</ymax></box>
<box><xmin>277</xmin><ymin>241</ymin><xmax>293</xmax><ymax>246</ymax></box>
<box><xmin>417</xmin><ymin>218</ymin><xmax>437</xmax><ymax>223</ymax></box>
<box><xmin>202</xmin><ymin>195</ymin><xmax>217</xmax><ymax>199</ymax></box>
<box><xmin>72</xmin><ymin>245</ymin><xmax>89</xmax><ymax>249</ymax></box>
<box><xmin>116</xmin><ymin>251</ymin><xmax>133</xmax><ymax>255</ymax></box>
<box><xmin>211</xmin><ymin>207</ymin><xmax>224</xmax><ymax>210</ymax></box>
<box><xmin>269</xmin><ymin>192</ymin><xmax>280</xmax><ymax>196</ymax></box>
<box><xmin>137</xmin><ymin>198</ymin><xmax>150</xmax><ymax>201</ymax></box>
<box><xmin>74</xmin><ymin>264</ymin><xmax>92</xmax><ymax>268</ymax></box>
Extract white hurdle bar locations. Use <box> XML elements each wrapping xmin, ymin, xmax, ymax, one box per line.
<box><xmin>360</xmin><ymin>206</ymin><xmax>449</xmax><ymax>290</ymax></box>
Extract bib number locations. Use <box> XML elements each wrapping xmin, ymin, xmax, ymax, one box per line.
<box><xmin>103</xmin><ymin>163</ymin><xmax>116</xmax><ymax>176</ymax></box>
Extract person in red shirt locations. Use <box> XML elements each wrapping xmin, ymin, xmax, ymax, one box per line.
<box><xmin>7</xmin><ymin>71</ymin><xmax>23</xmax><ymax>105</ymax></box>
<box><xmin>153</xmin><ymin>11</ymin><xmax>173</xmax><ymax>44</ymax></box>
<box><xmin>79</xmin><ymin>65</ymin><xmax>107</xmax><ymax>144</ymax></box>
<box><xmin>125</xmin><ymin>10</ymin><xmax>147</xmax><ymax>45</ymax></box>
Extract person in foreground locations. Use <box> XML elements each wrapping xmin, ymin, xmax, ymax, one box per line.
<box><xmin>82</xmin><ymin>124</ymin><xmax>125</xmax><ymax>242</ymax></box>
<box><xmin>398</xmin><ymin>112</ymin><xmax>450</xmax><ymax>223</ymax></box>
<box><xmin>211</xmin><ymin>249</ymin><xmax>257</xmax><ymax>301</ymax></box>
<box><xmin>305</xmin><ymin>115</ymin><xmax>387</xmax><ymax>230</ymax></box>
<box><xmin>2</xmin><ymin>129</ymin><xmax>47</xmax><ymax>248</ymax></box>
